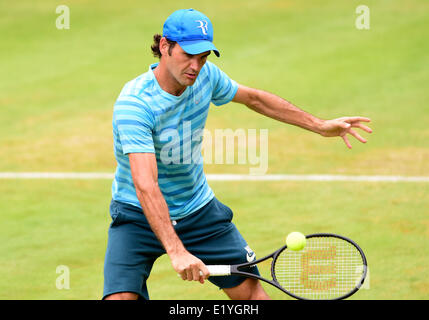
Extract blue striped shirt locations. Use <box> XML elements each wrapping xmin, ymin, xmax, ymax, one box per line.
<box><xmin>111</xmin><ymin>61</ymin><xmax>238</xmax><ymax>219</ymax></box>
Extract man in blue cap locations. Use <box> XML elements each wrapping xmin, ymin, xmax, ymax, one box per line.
<box><xmin>103</xmin><ymin>8</ymin><xmax>372</xmax><ymax>300</ymax></box>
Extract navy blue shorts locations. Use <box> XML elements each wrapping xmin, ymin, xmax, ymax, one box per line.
<box><xmin>103</xmin><ymin>197</ymin><xmax>259</xmax><ymax>299</ymax></box>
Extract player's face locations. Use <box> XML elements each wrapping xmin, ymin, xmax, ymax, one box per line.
<box><xmin>166</xmin><ymin>44</ymin><xmax>210</xmax><ymax>87</ymax></box>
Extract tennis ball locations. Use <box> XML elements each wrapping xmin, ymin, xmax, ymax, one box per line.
<box><xmin>286</xmin><ymin>232</ymin><xmax>306</xmax><ymax>251</ymax></box>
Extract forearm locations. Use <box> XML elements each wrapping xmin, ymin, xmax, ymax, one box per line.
<box><xmin>245</xmin><ymin>88</ymin><xmax>324</xmax><ymax>134</ymax></box>
<box><xmin>128</xmin><ymin>153</ymin><xmax>208</xmax><ymax>281</ymax></box>
<box><xmin>136</xmin><ymin>184</ymin><xmax>186</xmax><ymax>256</ymax></box>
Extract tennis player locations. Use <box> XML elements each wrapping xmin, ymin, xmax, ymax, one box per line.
<box><xmin>103</xmin><ymin>8</ymin><xmax>372</xmax><ymax>300</ymax></box>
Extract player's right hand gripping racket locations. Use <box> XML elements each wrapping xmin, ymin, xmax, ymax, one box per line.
<box><xmin>206</xmin><ymin>233</ymin><xmax>368</xmax><ymax>300</ymax></box>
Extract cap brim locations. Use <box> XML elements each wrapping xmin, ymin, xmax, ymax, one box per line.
<box><xmin>177</xmin><ymin>39</ymin><xmax>220</xmax><ymax>57</ymax></box>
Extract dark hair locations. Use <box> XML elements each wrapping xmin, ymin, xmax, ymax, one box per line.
<box><xmin>151</xmin><ymin>34</ymin><xmax>177</xmax><ymax>59</ymax></box>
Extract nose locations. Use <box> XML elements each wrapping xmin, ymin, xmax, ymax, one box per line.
<box><xmin>189</xmin><ymin>57</ymin><xmax>202</xmax><ymax>72</ymax></box>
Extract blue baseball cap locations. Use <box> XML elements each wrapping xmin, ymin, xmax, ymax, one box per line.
<box><xmin>162</xmin><ymin>9</ymin><xmax>220</xmax><ymax>57</ymax></box>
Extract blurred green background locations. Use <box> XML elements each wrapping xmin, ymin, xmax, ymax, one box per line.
<box><xmin>0</xmin><ymin>0</ymin><xmax>428</xmax><ymax>299</ymax></box>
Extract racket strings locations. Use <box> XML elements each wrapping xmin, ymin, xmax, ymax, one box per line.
<box><xmin>274</xmin><ymin>236</ymin><xmax>365</xmax><ymax>300</ymax></box>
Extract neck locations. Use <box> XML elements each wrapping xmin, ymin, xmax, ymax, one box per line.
<box><xmin>153</xmin><ymin>62</ymin><xmax>186</xmax><ymax>96</ymax></box>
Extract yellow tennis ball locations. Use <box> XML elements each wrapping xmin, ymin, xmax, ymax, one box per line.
<box><xmin>286</xmin><ymin>232</ymin><xmax>306</xmax><ymax>251</ymax></box>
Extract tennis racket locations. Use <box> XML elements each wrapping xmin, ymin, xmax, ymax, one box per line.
<box><xmin>205</xmin><ymin>233</ymin><xmax>368</xmax><ymax>300</ymax></box>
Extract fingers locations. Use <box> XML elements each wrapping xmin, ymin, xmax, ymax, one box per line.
<box><xmin>337</xmin><ymin>117</ymin><xmax>372</xmax><ymax>132</ymax></box>
<box><xmin>342</xmin><ymin>135</ymin><xmax>352</xmax><ymax>149</ymax></box>
<box><xmin>176</xmin><ymin>260</ymin><xmax>209</xmax><ymax>284</ymax></box>
<box><xmin>342</xmin><ymin>127</ymin><xmax>369</xmax><ymax>148</ymax></box>
<box><xmin>349</xmin><ymin>128</ymin><xmax>367</xmax><ymax>143</ymax></box>
<box><xmin>198</xmin><ymin>265</ymin><xmax>210</xmax><ymax>284</ymax></box>
<box><xmin>337</xmin><ymin>117</ymin><xmax>372</xmax><ymax>149</ymax></box>
<box><xmin>340</xmin><ymin>116</ymin><xmax>371</xmax><ymax>123</ymax></box>
<box><xmin>352</xmin><ymin>122</ymin><xmax>373</xmax><ymax>133</ymax></box>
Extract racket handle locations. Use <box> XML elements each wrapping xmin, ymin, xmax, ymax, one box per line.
<box><xmin>200</xmin><ymin>265</ymin><xmax>231</xmax><ymax>276</ymax></box>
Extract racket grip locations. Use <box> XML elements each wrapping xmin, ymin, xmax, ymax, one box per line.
<box><xmin>200</xmin><ymin>265</ymin><xmax>231</xmax><ymax>276</ymax></box>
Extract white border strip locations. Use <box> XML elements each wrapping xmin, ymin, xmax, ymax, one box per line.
<box><xmin>0</xmin><ymin>172</ymin><xmax>428</xmax><ymax>182</ymax></box>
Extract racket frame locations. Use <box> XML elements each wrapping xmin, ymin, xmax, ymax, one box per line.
<box><xmin>223</xmin><ymin>233</ymin><xmax>368</xmax><ymax>300</ymax></box>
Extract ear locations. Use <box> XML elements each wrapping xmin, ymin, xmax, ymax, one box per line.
<box><xmin>159</xmin><ymin>37</ymin><xmax>170</xmax><ymax>57</ymax></box>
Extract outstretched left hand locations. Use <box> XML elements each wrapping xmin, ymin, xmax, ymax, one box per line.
<box><xmin>319</xmin><ymin>117</ymin><xmax>372</xmax><ymax>149</ymax></box>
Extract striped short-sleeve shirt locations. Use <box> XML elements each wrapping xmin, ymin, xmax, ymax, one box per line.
<box><xmin>112</xmin><ymin>61</ymin><xmax>238</xmax><ymax>220</ymax></box>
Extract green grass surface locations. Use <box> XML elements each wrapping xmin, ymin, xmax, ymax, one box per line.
<box><xmin>0</xmin><ymin>0</ymin><xmax>428</xmax><ymax>299</ymax></box>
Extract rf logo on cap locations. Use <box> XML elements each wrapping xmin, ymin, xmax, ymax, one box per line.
<box><xmin>196</xmin><ymin>20</ymin><xmax>208</xmax><ymax>35</ymax></box>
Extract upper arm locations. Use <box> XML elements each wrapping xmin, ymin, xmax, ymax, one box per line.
<box><xmin>129</xmin><ymin>153</ymin><xmax>158</xmax><ymax>193</ymax></box>
<box><xmin>114</xmin><ymin>95</ymin><xmax>156</xmax><ymax>154</ymax></box>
